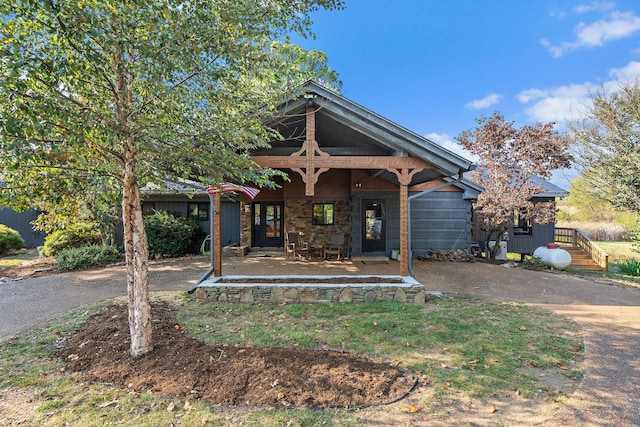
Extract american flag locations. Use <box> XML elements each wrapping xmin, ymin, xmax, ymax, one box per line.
<box><xmin>207</xmin><ymin>182</ymin><xmax>260</xmax><ymax>200</ymax></box>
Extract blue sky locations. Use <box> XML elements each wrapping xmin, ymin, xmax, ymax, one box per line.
<box><xmin>292</xmin><ymin>0</ymin><xmax>640</xmax><ymax>187</ymax></box>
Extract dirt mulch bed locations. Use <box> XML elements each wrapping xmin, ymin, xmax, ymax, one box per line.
<box><xmin>58</xmin><ymin>302</ymin><xmax>415</xmax><ymax>408</ymax></box>
<box><xmin>0</xmin><ymin>257</ymin><xmax>58</xmax><ymax>280</ymax></box>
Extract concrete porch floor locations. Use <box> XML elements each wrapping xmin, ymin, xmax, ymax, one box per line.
<box><xmin>217</xmin><ymin>251</ymin><xmax>403</xmax><ymax>278</ymax></box>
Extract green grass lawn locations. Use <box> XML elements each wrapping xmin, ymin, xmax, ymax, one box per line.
<box><xmin>595</xmin><ymin>241</ymin><xmax>637</xmax><ymax>262</ymax></box>
<box><xmin>0</xmin><ymin>293</ymin><xmax>584</xmax><ymax>426</ymax></box>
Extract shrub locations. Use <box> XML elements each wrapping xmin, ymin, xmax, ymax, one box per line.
<box><xmin>522</xmin><ymin>256</ymin><xmax>545</xmax><ymax>271</ymax></box>
<box><xmin>55</xmin><ymin>245</ymin><xmax>120</xmax><ymax>271</ymax></box>
<box><xmin>144</xmin><ymin>210</ymin><xmax>200</xmax><ymax>258</ymax></box>
<box><xmin>616</xmin><ymin>258</ymin><xmax>640</xmax><ymax>276</ymax></box>
<box><xmin>0</xmin><ymin>224</ymin><xmax>25</xmax><ymax>255</ymax></box>
<box><xmin>42</xmin><ymin>222</ymin><xmax>101</xmax><ymax>257</ymax></box>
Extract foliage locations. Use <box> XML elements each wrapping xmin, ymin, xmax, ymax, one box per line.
<box><xmin>54</xmin><ymin>245</ymin><xmax>120</xmax><ymax>271</ymax></box>
<box><xmin>0</xmin><ymin>0</ymin><xmax>343</xmax><ymax>357</ymax></box>
<box><xmin>42</xmin><ymin>223</ymin><xmax>101</xmax><ymax>257</ymax></box>
<box><xmin>0</xmin><ymin>224</ymin><xmax>24</xmax><ymax>255</ymax></box>
<box><xmin>30</xmin><ymin>179</ymin><xmax>123</xmax><ymax>247</ymax></box>
<box><xmin>616</xmin><ymin>258</ymin><xmax>640</xmax><ymax>276</ymax></box>
<box><xmin>522</xmin><ymin>256</ymin><xmax>545</xmax><ymax>270</ymax></box>
<box><xmin>573</xmin><ymin>81</ymin><xmax>640</xmax><ymax>217</ymax></box>
<box><xmin>456</xmin><ymin>112</ymin><xmax>572</xmax><ymax>259</ymax></box>
<box><xmin>557</xmin><ymin>177</ymin><xmax>637</xmax><ymax>227</ymax></box>
<box><xmin>144</xmin><ymin>211</ymin><xmax>200</xmax><ymax>258</ymax></box>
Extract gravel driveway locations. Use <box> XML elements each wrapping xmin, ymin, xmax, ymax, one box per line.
<box><xmin>1</xmin><ymin>255</ymin><xmax>639</xmax><ymax>426</ymax></box>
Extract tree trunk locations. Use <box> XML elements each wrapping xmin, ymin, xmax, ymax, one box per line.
<box><xmin>485</xmin><ymin>229</ymin><xmax>502</xmax><ymax>261</ymax></box>
<box><xmin>122</xmin><ymin>160</ymin><xmax>152</xmax><ymax>358</ymax></box>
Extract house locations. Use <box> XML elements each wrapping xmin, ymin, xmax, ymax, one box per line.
<box><xmin>144</xmin><ymin>80</ymin><xmax>568</xmax><ymax>278</ymax></box>
<box><xmin>471</xmin><ymin>175</ymin><xmax>569</xmax><ymax>257</ymax></box>
<box><xmin>245</xmin><ymin>80</ymin><xmax>477</xmax><ymax>276</ymax></box>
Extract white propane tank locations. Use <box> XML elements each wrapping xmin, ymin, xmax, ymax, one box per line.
<box><xmin>533</xmin><ymin>243</ymin><xmax>572</xmax><ymax>270</ymax></box>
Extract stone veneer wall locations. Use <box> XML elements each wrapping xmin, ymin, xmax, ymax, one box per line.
<box><xmin>284</xmin><ymin>200</ymin><xmax>351</xmax><ymax>246</ymax></box>
<box><xmin>194</xmin><ymin>284</ymin><xmax>426</xmax><ymax>305</ymax></box>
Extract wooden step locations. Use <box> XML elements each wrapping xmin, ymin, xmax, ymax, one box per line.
<box><xmin>558</xmin><ymin>246</ymin><xmax>604</xmax><ymax>271</ymax></box>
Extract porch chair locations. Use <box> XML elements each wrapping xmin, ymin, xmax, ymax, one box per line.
<box><xmin>286</xmin><ymin>232</ymin><xmax>309</xmax><ymax>260</ymax></box>
<box><xmin>324</xmin><ymin>233</ymin><xmax>345</xmax><ymax>261</ymax></box>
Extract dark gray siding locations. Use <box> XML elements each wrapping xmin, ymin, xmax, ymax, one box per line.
<box><xmin>0</xmin><ymin>208</ymin><xmax>46</xmax><ymax>247</ymax></box>
<box><xmin>472</xmin><ymin>197</ymin><xmax>557</xmax><ymax>255</ymax></box>
<box><xmin>221</xmin><ymin>202</ymin><xmax>240</xmax><ymax>246</ymax></box>
<box><xmin>410</xmin><ymin>191</ymin><xmax>472</xmax><ymax>257</ymax></box>
<box><xmin>350</xmin><ymin>191</ymin><xmax>472</xmax><ymax>259</ymax></box>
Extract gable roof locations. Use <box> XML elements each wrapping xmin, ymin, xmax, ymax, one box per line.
<box><xmin>461</xmin><ymin>170</ymin><xmax>569</xmax><ymax>200</ymax></box>
<box><xmin>258</xmin><ymin>80</ymin><xmax>475</xmax><ymax>185</ymax></box>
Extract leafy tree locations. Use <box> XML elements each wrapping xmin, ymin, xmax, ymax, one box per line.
<box><xmin>456</xmin><ymin>112</ymin><xmax>572</xmax><ymax>259</ymax></box>
<box><xmin>557</xmin><ymin>177</ymin><xmax>636</xmax><ymax>227</ymax></box>
<box><xmin>0</xmin><ymin>0</ymin><xmax>342</xmax><ymax>358</ymax></box>
<box><xmin>572</xmin><ymin>81</ymin><xmax>640</xmax><ymax>216</ymax></box>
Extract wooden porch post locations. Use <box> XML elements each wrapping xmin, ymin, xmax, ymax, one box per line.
<box><xmin>399</xmin><ymin>183</ymin><xmax>410</xmax><ymax>276</ymax></box>
<box><xmin>390</xmin><ymin>168</ymin><xmax>421</xmax><ymax>277</ymax></box>
<box><xmin>213</xmin><ymin>193</ymin><xmax>222</xmax><ymax>277</ymax></box>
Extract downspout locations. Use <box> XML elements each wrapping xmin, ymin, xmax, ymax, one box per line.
<box><xmin>188</xmin><ymin>192</ymin><xmax>215</xmax><ymax>294</ymax></box>
<box><xmin>407</xmin><ymin>170</ymin><xmax>464</xmax><ymax>278</ymax></box>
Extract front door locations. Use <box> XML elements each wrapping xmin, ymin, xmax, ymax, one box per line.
<box><xmin>362</xmin><ymin>200</ymin><xmax>386</xmax><ymax>252</ymax></box>
<box><xmin>252</xmin><ymin>202</ymin><xmax>284</xmax><ymax>248</ymax></box>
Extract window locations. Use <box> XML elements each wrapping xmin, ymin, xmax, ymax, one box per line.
<box><xmin>188</xmin><ymin>202</ymin><xmax>209</xmax><ymax>221</ymax></box>
<box><xmin>312</xmin><ymin>203</ymin><xmax>334</xmax><ymax>225</ymax></box>
<box><xmin>513</xmin><ymin>209</ymin><xmax>532</xmax><ymax>235</ymax></box>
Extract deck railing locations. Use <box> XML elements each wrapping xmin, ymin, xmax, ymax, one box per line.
<box><xmin>554</xmin><ymin>227</ymin><xmax>609</xmax><ymax>272</ymax></box>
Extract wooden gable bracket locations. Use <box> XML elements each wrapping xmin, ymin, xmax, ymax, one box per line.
<box><xmin>254</xmin><ymin>105</ymin><xmax>435</xmax><ymax>196</ymax></box>
<box><xmin>290</xmin><ymin>104</ymin><xmax>330</xmax><ymax>196</ymax></box>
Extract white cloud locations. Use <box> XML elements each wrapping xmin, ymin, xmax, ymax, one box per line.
<box><xmin>518</xmin><ymin>61</ymin><xmax>640</xmax><ymax>124</ymax></box>
<box><xmin>542</xmin><ymin>10</ymin><xmax>640</xmax><ymax>57</ymax></box>
<box><xmin>464</xmin><ymin>93</ymin><xmax>502</xmax><ymax>110</ymax></box>
<box><xmin>573</xmin><ymin>1</ymin><xmax>615</xmax><ymax>14</ymax></box>
<box><xmin>425</xmin><ymin>132</ymin><xmax>479</xmax><ymax>163</ymax></box>
<box><xmin>607</xmin><ymin>59</ymin><xmax>640</xmax><ymax>81</ymax></box>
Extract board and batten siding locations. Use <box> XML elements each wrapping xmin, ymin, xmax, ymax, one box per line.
<box><xmin>350</xmin><ymin>191</ymin><xmax>472</xmax><ymax>259</ymax></box>
<box><xmin>410</xmin><ymin>191</ymin><xmax>472</xmax><ymax>257</ymax></box>
<box><xmin>0</xmin><ymin>208</ymin><xmax>46</xmax><ymax>247</ymax></box>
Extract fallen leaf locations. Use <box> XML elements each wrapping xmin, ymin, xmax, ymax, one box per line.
<box><xmin>167</xmin><ymin>402</ymin><xmax>175</xmax><ymax>412</ymax></box>
<box><xmin>557</xmin><ymin>364</ymin><xmax>569</xmax><ymax>370</ymax></box>
<box><xmin>489</xmin><ymin>405</ymin><xmax>498</xmax><ymax>413</ymax></box>
<box><xmin>401</xmin><ymin>405</ymin><xmax>421</xmax><ymax>413</ymax></box>
<box><xmin>519</xmin><ymin>326</ymin><xmax>527</xmax><ymax>331</ymax></box>
<box><xmin>98</xmin><ymin>400</ymin><xmax>119</xmax><ymax>408</ymax></box>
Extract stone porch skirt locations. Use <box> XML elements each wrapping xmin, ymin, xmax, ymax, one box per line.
<box><xmin>193</xmin><ymin>275</ymin><xmax>425</xmax><ymax>304</ymax></box>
